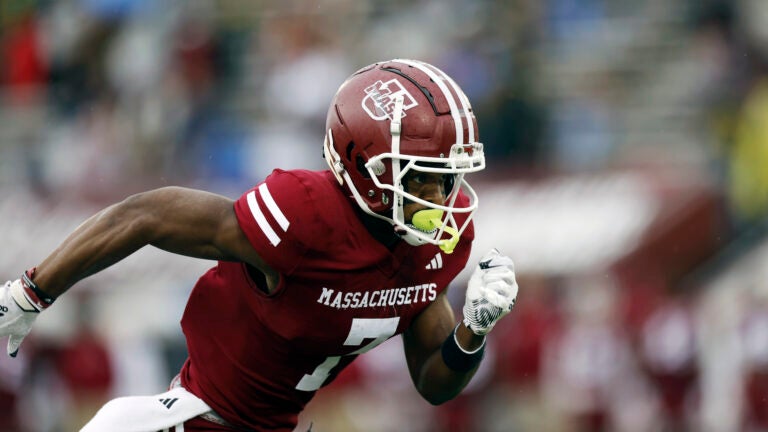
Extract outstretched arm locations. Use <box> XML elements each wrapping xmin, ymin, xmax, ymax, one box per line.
<box><xmin>0</xmin><ymin>186</ymin><xmax>277</xmax><ymax>356</ymax></box>
<box><xmin>33</xmin><ymin>186</ymin><xmax>274</xmax><ymax>297</ymax></box>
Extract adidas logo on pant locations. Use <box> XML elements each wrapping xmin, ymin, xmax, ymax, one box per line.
<box><xmin>159</xmin><ymin>397</ymin><xmax>179</xmax><ymax>409</ymax></box>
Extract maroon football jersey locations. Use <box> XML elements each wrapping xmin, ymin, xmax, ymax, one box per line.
<box><xmin>178</xmin><ymin>169</ymin><xmax>473</xmax><ymax>431</ymax></box>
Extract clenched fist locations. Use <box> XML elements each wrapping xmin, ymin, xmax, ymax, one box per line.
<box><xmin>462</xmin><ymin>249</ymin><xmax>518</xmax><ymax>336</ymax></box>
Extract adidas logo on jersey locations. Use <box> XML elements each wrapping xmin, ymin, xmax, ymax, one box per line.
<box><xmin>425</xmin><ymin>253</ymin><xmax>443</xmax><ymax>270</ymax></box>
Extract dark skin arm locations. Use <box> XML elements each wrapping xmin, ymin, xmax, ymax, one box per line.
<box><xmin>32</xmin><ymin>187</ymin><xmax>279</xmax><ymax>297</ymax></box>
<box><xmin>402</xmin><ymin>291</ymin><xmax>485</xmax><ymax>405</ymax></box>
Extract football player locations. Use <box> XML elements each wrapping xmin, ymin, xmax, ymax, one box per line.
<box><xmin>0</xmin><ymin>59</ymin><xmax>518</xmax><ymax>431</ymax></box>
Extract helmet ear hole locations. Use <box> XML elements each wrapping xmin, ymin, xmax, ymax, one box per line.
<box><xmin>345</xmin><ymin>141</ymin><xmax>355</xmax><ymax>162</ymax></box>
<box><xmin>356</xmin><ymin>155</ymin><xmax>371</xmax><ymax>179</ymax></box>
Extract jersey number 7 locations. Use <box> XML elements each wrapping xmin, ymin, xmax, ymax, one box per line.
<box><xmin>295</xmin><ymin>317</ymin><xmax>401</xmax><ymax>391</ymax></box>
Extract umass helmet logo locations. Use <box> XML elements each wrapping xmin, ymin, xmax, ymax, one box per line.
<box><xmin>362</xmin><ymin>79</ymin><xmax>418</xmax><ymax>121</ymax></box>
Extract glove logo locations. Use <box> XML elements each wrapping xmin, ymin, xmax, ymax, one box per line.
<box><xmin>479</xmin><ymin>259</ymin><xmax>493</xmax><ymax>270</ymax></box>
<box><xmin>0</xmin><ymin>305</ymin><xmax>7</xmax><ymax>317</ymax></box>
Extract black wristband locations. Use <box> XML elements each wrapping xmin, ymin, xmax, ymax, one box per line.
<box><xmin>441</xmin><ymin>324</ymin><xmax>485</xmax><ymax>373</ymax></box>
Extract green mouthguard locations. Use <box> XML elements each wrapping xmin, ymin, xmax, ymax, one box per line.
<box><xmin>411</xmin><ymin>209</ymin><xmax>459</xmax><ymax>254</ymax></box>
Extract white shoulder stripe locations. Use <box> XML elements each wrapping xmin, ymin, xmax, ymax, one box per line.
<box><xmin>258</xmin><ymin>183</ymin><xmax>290</xmax><ymax>231</ymax></box>
<box><xmin>246</xmin><ymin>190</ymin><xmax>281</xmax><ymax>246</ymax></box>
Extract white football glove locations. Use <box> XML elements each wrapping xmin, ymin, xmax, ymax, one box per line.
<box><xmin>0</xmin><ymin>279</ymin><xmax>41</xmax><ymax>357</ymax></box>
<box><xmin>462</xmin><ymin>249</ymin><xmax>518</xmax><ymax>336</ymax></box>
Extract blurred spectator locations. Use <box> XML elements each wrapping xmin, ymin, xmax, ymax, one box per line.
<box><xmin>0</xmin><ymin>351</ymin><xmax>26</xmax><ymax>431</ymax></box>
<box><xmin>52</xmin><ymin>294</ymin><xmax>113</xmax><ymax>430</ymax></box>
<box><xmin>728</xmin><ymin>75</ymin><xmax>768</xmax><ymax>226</ymax></box>
<box><xmin>740</xmin><ymin>289</ymin><xmax>768</xmax><ymax>430</ymax></box>
<box><xmin>638</xmin><ymin>294</ymin><xmax>700</xmax><ymax>430</ymax></box>
<box><xmin>496</xmin><ymin>275</ymin><xmax>562</xmax><ymax>389</ymax></box>
<box><xmin>479</xmin><ymin>84</ymin><xmax>547</xmax><ymax>173</ymax></box>
<box><xmin>473</xmin><ymin>275</ymin><xmax>563</xmax><ymax>432</ymax></box>
<box><xmin>545</xmin><ymin>0</ymin><xmax>606</xmax><ymax>45</ymax></box>
<box><xmin>547</xmin><ymin>74</ymin><xmax>620</xmax><ymax>174</ymax></box>
<box><xmin>1</xmin><ymin>7</ymin><xmax>47</xmax><ymax>105</ymax></box>
<box><xmin>542</xmin><ymin>275</ymin><xmax>657</xmax><ymax>432</ymax></box>
<box><xmin>54</xmin><ymin>327</ymin><xmax>113</xmax><ymax>430</ymax></box>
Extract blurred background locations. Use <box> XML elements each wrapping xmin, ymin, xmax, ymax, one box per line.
<box><xmin>0</xmin><ymin>0</ymin><xmax>767</xmax><ymax>431</ymax></box>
